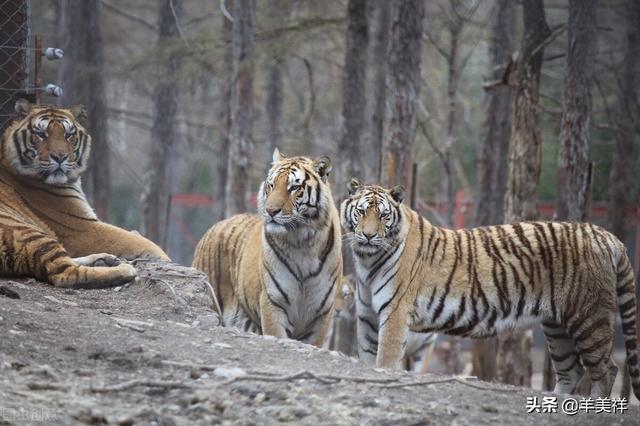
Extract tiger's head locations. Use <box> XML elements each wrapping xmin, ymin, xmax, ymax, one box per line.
<box><xmin>340</xmin><ymin>179</ymin><xmax>405</xmax><ymax>256</ymax></box>
<box><xmin>1</xmin><ymin>99</ymin><xmax>91</xmax><ymax>185</ymax></box>
<box><xmin>257</xmin><ymin>148</ymin><xmax>333</xmax><ymax>235</ymax></box>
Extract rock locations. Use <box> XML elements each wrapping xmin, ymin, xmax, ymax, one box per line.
<box><xmin>213</xmin><ymin>367</ymin><xmax>247</xmax><ymax>379</ymax></box>
<box><xmin>192</xmin><ymin>314</ymin><xmax>220</xmax><ymax>329</ymax></box>
<box><xmin>0</xmin><ymin>286</ymin><xmax>20</xmax><ymax>299</ymax></box>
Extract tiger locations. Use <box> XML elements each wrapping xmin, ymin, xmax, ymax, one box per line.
<box><xmin>341</xmin><ymin>178</ymin><xmax>640</xmax><ymax>399</ymax></box>
<box><xmin>0</xmin><ymin>99</ymin><xmax>169</xmax><ymax>289</ymax></box>
<box><xmin>192</xmin><ymin>149</ymin><xmax>342</xmax><ymax>347</ymax></box>
<box><xmin>328</xmin><ymin>275</ymin><xmax>438</xmax><ymax>373</ymax></box>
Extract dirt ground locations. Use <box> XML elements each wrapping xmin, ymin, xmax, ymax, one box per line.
<box><xmin>0</xmin><ymin>260</ymin><xmax>638</xmax><ymax>425</ymax></box>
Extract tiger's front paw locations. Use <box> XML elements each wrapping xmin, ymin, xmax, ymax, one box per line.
<box><xmin>73</xmin><ymin>253</ymin><xmax>122</xmax><ymax>267</ymax></box>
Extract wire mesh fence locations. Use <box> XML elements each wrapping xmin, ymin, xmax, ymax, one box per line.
<box><xmin>0</xmin><ymin>0</ymin><xmax>30</xmax><ymax>132</ymax></box>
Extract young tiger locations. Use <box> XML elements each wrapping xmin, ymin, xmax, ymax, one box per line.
<box><xmin>192</xmin><ymin>149</ymin><xmax>342</xmax><ymax>346</ymax></box>
<box><xmin>0</xmin><ymin>99</ymin><xmax>169</xmax><ymax>289</ymax></box>
<box><xmin>341</xmin><ymin>179</ymin><xmax>640</xmax><ymax>399</ymax></box>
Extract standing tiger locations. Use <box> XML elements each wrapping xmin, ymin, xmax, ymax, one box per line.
<box><xmin>329</xmin><ymin>275</ymin><xmax>438</xmax><ymax>372</ymax></box>
<box><xmin>192</xmin><ymin>149</ymin><xmax>342</xmax><ymax>346</ymax></box>
<box><xmin>341</xmin><ymin>179</ymin><xmax>639</xmax><ymax>399</ymax></box>
<box><xmin>0</xmin><ymin>99</ymin><xmax>169</xmax><ymax>289</ymax></box>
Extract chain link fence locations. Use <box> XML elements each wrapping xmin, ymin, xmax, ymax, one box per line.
<box><xmin>0</xmin><ymin>0</ymin><xmax>30</xmax><ymax>132</ymax></box>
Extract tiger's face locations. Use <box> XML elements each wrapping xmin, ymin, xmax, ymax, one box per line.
<box><xmin>257</xmin><ymin>148</ymin><xmax>333</xmax><ymax>235</ymax></box>
<box><xmin>3</xmin><ymin>99</ymin><xmax>91</xmax><ymax>185</ymax></box>
<box><xmin>340</xmin><ymin>179</ymin><xmax>405</xmax><ymax>256</ymax></box>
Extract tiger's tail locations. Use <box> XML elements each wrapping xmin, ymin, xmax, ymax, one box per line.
<box><xmin>615</xmin><ymin>250</ymin><xmax>640</xmax><ymax>399</ymax></box>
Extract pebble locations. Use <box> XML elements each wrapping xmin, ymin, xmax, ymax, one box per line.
<box><xmin>213</xmin><ymin>366</ymin><xmax>246</xmax><ymax>379</ymax></box>
<box><xmin>214</xmin><ymin>343</ymin><xmax>232</xmax><ymax>349</ymax></box>
<box><xmin>43</xmin><ymin>295</ymin><xmax>63</xmax><ymax>304</ymax></box>
<box><xmin>203</xmin><ymin>338</ymin><xmax>212</xmax><ymax>344</ymax></box>
<box><xmin>254</xmin><ymin>392</ymin><xmax>266</xmax><ymax>404</ymax></box>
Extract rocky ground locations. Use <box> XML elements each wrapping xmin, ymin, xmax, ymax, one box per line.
<box><xmin>0</xmin><ymin>260</ymin><xmax>638</xmax><ymax>425</ymax></box>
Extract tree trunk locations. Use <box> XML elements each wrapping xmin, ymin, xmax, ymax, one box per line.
<box><xmin>59</xmin><ymin>0</ymin><xmax>110</xmax><ymax>220</ymax></box>
<box><xmin>263</xmin><ymin>0</ymin><xmax>284</xmax><ymax>176</ymax></box>
<box><xmin>382</xmin><ymin>0</ymin><xmax>424</xmax><ymax>189</ymax></box>
<box><xmin>471</xmin><ymin>0</ymin><xmax>514</xmax><ymax>383</ymax></box>
<box><xmin>499</xmin><ymin>0</ymin><xmax>550</xmax><ymax>387</ymax></box>
<box><xmin>214</xmin><ymin>15</ymin><xmax>233</xmax><ymax>222</ymax></box>
<box><xmin>608</xmin><ymin>0</ymin><xmax>639</xmax><ymax>400</ymax></box>
<box><xmin>609</xmin><ymin>0</ymin><xmax>638</xmax><ymax>241</ymax></box>
<box><xmin>225</xmin><ymin>0</ymin><xmax>256</xmax><ymax>217</ymax></box>
<box><xmin>368</xmin><ymin>0</ymin><xmax>391</xmax><ymax>182</ymax></box>
<box><xmin>142</xmin><ymin>0</ymin><xmax>181</xmax><ymax>247</ymax></box>
<box><xmin>338</xmin><ymin>0</ymin><xmax>369</xmax><ymax>192</ymax></box>
<box><xmin>555</xmin><ymin>0</ymin><xmax>597</xmax><ymax>222</ymax></box>
<box><xmin>549</xmin><ymin>0</ymin><xmax>597</xmax><ymax>394</ymax></box>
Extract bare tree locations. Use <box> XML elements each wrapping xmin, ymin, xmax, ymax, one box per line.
<box><xmin>472</xmin><ymin>0</ymin><xmax>514</xmax><ymax>382</ymax></box>
<box><xmin>555</xmin><ymin>0</ymin><xmax>597</xmax><ymax>222</ymax></box>
<box><xmin>608</xmin><ymin>0</ymin><xmax>639</xmax><ymax>399</ymax></box>
<box><xmin>609</xmin><ymin>0</ymin><xmax>639</xmax><ymax>240</ymax></box>
<box><xmin>59</xmin><ymin>0</ymin><xmax>109</xmax><ymax>220</ymax></box>
<box><xmin>338</xmin><ymin>0</ymin><xmax>369</xmax><ymax>190</ymax></box>
<box><xmin>367</xmin><ymin>0</ymin><xmax>391</xmax><ymax>182</ymax></box>
<box><xmin>225</xmin><ymin>0</ymin><xmax>256</xmax><ymax>217</ymax></box>
<box><xmin>214</xmin><ymin>14</ymin><xmax>233</xmax><ymax>222</ymax></box>
<box><xmin>263</xmin><ymin>0</ymin><xmax>285</xmax><ymax>176</ymax></box>
<box><xmin>382</xmin><ymin>0</ymin><xmax>425</xmax><ymax>189</ymax></box>
<box><xmin>499</xmin><ymin>0</ymin><xmax>551</xmax><ymax>387</ymax></box>
<box><xmin>142</xmin><ymin>0</ymin><xmax>181</xmax><ymax>247</ymax></box>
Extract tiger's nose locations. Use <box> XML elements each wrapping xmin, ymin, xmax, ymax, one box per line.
<box><xmin>363</xmin><ymin>231</ymin><xmax>376</xmax><ymax>241</ymax></box>
<box><xmin>266</xmin><ymin>207</ymin><xmax>281</xmax><ymax>217</ymax></box>
<box><xmin>50</xmin><ymin>153</ymin><xmax>68</xmax><ymax>164</ymax></box>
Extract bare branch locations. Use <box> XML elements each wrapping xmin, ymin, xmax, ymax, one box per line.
<box><xmin>100</xmin><ymin>0</ymin><xmax>157</xmax><ymax>32</ymax></box>
<box><xmin>90</xmin><ymin>379</ymin><xmax>191</xmax><ymax>393</ymax></box>
<box><xmin>530</xmin><ymin>23</ymin><xmax>567</xmax><ymax>59</ymax></box>
<box><xmin>220</xmin><ymin>0</ymin><xmax>234</xmax><ymax>22</ymax></box>
<box><xmin>169</xmin><ymin>0</ymin><xmax>190</xmax><ymax>47</ymax></box>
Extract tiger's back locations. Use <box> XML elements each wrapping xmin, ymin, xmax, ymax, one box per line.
<box><xmin>192</xmin><ymin>213</ymin><xmax>263</xmax><ymax>332</ymax></box>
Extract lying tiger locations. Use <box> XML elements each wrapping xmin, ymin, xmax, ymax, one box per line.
<box><xmin>193</xmin><ymin>149</ymin><xmax>342</xmax><ymax>346</ymax></box>
<box><xmin>341</xmin><ymin>179</ymin><xmax>640</xmax><ymax>399</ymax></box>
<box><xmin>0</xmin><ymin>99</ymin><xmax>169</xmax><ymax>288</ymax></box>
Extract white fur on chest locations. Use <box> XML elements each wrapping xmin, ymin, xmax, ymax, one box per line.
<box><xmin>354</xmin><ymin>243</ymin><xmax>404</xmax><ymax>317</ymax></box>
<box><xmin>263</xmin><ymin>233</ymin><xmax>336</xmax><ymax>333</ymax></box>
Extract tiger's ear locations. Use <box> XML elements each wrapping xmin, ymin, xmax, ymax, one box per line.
<box><xmin>313</xmin><ymin>156</ymin><xmax>332</xmax><ymax>182</ymax></box>
<box><xmin>389</xmin><ymin>186</ymin><xmax>404</xmax><ymax>203</ymax></box>
<box><xmin>347</xmin><ymin>178</ymin><xmax>361</xmax><ymax>195</ymax></box>
<box><xmin>70</xmin><ymin>104</ymin><xmax>88</xmax><ymax>124</ymax></box>
<box><xmin>14</xmin><ymin>98</ymin><xmax>32</xmax><ymax>116</ymax></box>
<box><xmin>272</xmin><ymin>147</ymin><xmax>284</xmax><ymax>164</ymax></box>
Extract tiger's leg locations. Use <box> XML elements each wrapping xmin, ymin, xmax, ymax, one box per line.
<box><xmin>4</xmin><ymin>227</ymin><xmax>136</xmax><ymax>288</ymax></box>
<box><xmin>376</xmin><ymin>306</ymin><xmax>410</xmax><ymax>369</ymax></box>
<box><xmin>356</xmin><ymin>284</ymin><xmax>378</xmax><ymax>365</ymax></box>
<box><xmin>224</xmin><ymin>300</ymin><xmax>261</xmax><ymax>334</ymax></box>
<box><xmin>259</xmin><ymin>291</ymin><xmax>288</xmax><ymax>339</ymax></box>
<box><xmin>72</xmin><ymin>253</ymin><xmax>121</xmax><ymax>267</ymax></box>
<box><xmin>61</xmin><ymin>222</ymin><xmax>169</xmax><ymax>261</ymax></box>
<box><xmin>542</xmin><ymin>321</ymin><xmax>585</xmax><ymax>394</ymax></box>
<box><xmin>308</xmin><ymin>306</ymin><xmax>335</xmax><ymax>348</ymax></box>
<box><xmin>568</xmin><ymin>313</ymin><xmax>617</xmax><ymax>397</ymax></box>
<box><xmin>416</xmin><ymin>335</ymin><xmax>438</xmax><ymax>374</ymax></box>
